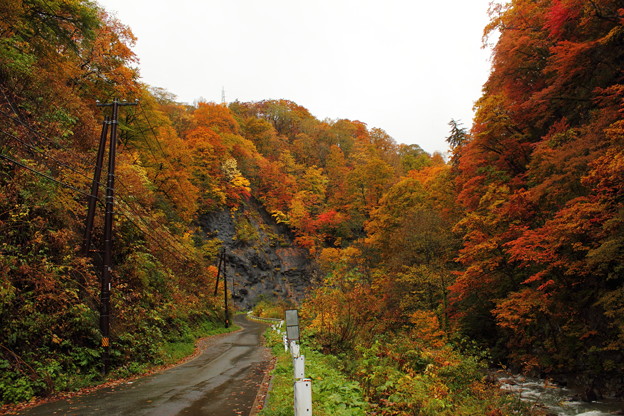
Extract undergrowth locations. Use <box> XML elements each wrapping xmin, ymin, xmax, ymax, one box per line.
<box><xmin>260</xmin><ymin>328</ymin><xmax>368</xmax><ymax>416</ymax></box>
<box><xmin>159</xmin><ymin>319</ymin><xmax>238</xmax><ymax>365</ymax></box>
<box><xmin>252</xmin><ymin>297</ymin><xmax>294</xmax><ymax>320</ymax></box>
<box><xmin>260</xmin><ymin>321</ymin><xmax>532</xmax><ymax>416</ymax></box>
<box><xmin>0</xmin><ymin>316</ymin><xmax>237</xmax><ymax>405</ymax></box>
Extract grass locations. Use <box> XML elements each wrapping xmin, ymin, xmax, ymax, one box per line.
<box><xmin>160</xmin><ymin>319</ymin><xmax>239</xmax><ymax>365</ymax></box>
<box><xmin>260</xmin><ymin>328</ymin><xmax>368</xmax><ymax>416</ymax></box>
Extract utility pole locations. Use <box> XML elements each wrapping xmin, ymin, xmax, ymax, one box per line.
<box><xmin>214</xmin><ymin>250</ymin><xmax>223</xmax><ymax>296</ymax></box>
<box><xmin>82</xmin><ymin>117</ymin><xmax>109</xmax><ymax>256</ymax></box>
<box><xmin>92</xmin><ymin>99</ymin><xmax>137</xmax><ymax>374</ymax></box>
<box><xmin>213</xmin><ymin>249</ymin><xmax>229</xmax><ymax>328</ymax></box>
<box><xmin>223</xmin><ymin>250</ymin><xmax>229</xmax><ymax>328</ymax></box>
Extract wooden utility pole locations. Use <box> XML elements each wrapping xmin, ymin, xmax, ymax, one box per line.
<box><xmin>82</xmin><ymin>117</ymin><xmax>109</xmax><ymax>256</ymax></box>
<box><xmin>91</xmin><ymin>99</ymin><xmax>136</xmax><ymax>374</ymax></box>
<box><xmin>213</xmin><ymin>249</ymin><xmax>229</xmax><ymax>328</ymax></box>
<box><xmin>214</xmin><ymin>250</ymin><xmax>224</xmax><ymax>296</ymax></box>
<box><xmin>223</xmin><ymin>251</ymin><xmax>229</xmax><ymax>328</ymax></box>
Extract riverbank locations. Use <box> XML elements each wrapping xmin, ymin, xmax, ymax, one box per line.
<box><xmin>495</xmin><ymin>372</ymin><xmax>624</xmax><ymax>416</ymax></box>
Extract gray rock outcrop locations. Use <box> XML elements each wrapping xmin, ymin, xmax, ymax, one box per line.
<box><xmin>198</xmin><ymin>199</ymin><xmax>315</xmax><ymax>310</ymax></box>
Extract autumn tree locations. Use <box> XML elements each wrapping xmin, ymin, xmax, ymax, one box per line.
<box><xmin>450</xmin><ymin>0</ymin><xmax>624</xmax><ymax>381</ymax></box>
<box><xmin>0</xmin><ymin>2</ymin><xmax>225</xmax><ymax>403</ymax></box>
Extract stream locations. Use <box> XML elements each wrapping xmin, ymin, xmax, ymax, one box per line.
<box><xmin>498</xmin><ymin>374</ymin><xmax>623</xmax><ymax>415</ymax></box>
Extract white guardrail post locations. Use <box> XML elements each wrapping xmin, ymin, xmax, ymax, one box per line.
<box><xmin>293</xmin><ymin>355</ymin><xmax>305</xmax><ymax>379</ymax></box>
<box><xmin>289</xmin><ymin>340</ymin><xmax>300</xmax><ymax>357</ymax></box>
<box><xmin>256</xmin><ymin>310</ymin><xmax>313</xmax><ymax>414</ymax></box>
<box><xmin>285</xmin><ymin>309</ymin><xmax>312</xmax><ymax>416</ymax></box>
<box><xmin>294</xmin><ymin>378</ymin><xmax>312</xmax><ymax>415</ymax></box>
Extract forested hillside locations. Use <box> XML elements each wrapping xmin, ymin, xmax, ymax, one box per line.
<box><xmin>1</xmin><ymin>0</ymin><xmax>622</xmax><ymax>413</ymax></box>
<box><xmin>450</xmin><ymin>0</ymin><xmax>623</xmax><ymax>387</ymax></box>
<box><xmin>0</xmin><ymin>0</ymin><xmax>222</xmax><ymax>403</ymax></box>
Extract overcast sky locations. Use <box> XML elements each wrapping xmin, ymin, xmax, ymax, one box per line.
<box><xmin>97</xmin><ymin>0</ymin><xmax>494</xmax><ymax>154</ymax></box>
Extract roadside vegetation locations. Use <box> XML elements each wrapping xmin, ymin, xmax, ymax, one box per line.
<box><xmin>260</xmin><ymin>328</ymin><xmax>368</xmax><ymax>416</ymax></box>
<box><xmin>0</xmin><ymin>317</ymin><xmax>237</xmax><ymax>407</ymax></box>
<box><xmin>252</xmin><ymin>297</ymin><xmax>294</xmax><ymax>320</ymax></box>
<box><xmin>260</xmin><ymin>302</ymin><xmax>530</xmax><ymax>416</ymax></box>
<box><xmin>147</xmin><ymin>319</ymin><xmax>238</xmax><ymax>372</ymax></box>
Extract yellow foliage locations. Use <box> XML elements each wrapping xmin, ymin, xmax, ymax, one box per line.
<box><xmin>408</xmin><ymin>310</ymin><xmax>446</xmax><ymax>349</ymax></box>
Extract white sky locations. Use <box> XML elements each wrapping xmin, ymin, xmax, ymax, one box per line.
<box><xmin>97</xmin><ymin>0</ymin><xmax>494</xmax><ymax>154</ymax></box>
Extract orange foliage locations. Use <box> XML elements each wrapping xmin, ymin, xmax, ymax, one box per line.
<box><xmin>451</xmin><ymin>0</ymin><xmax>624</xmax><ymax>376</ymax></box>
<box><xmin>193</xmin><ymin>102</ymin><xmax>240</xmax><ymax>134</ymax></box>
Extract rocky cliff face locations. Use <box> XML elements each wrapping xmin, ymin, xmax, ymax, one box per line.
<box><xmin>199</xmin><ymin>199</ymin><xmax>315</xmax><ymax>310</ymax></box>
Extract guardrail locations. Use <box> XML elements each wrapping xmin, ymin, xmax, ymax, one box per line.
<box><xmin>249</xmin><ymin>311</ymin><xmax>312</xmax><ymax>415</ymax></box>
<box><xmin>246</xmin><ymin>312</ymin><xmax>283</xmax><ymax>324</ymax></box>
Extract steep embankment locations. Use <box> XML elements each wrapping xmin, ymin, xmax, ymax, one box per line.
<box><xmin>199</xmin><ymin>199</ymin><xmax>315</xmax><ymax>309</ymax></box>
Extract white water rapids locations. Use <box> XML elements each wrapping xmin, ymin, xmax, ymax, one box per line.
<box><xmin>498</xmin><ymin>375</ymin><xmax>623</xmax><ymax>415</ymax></box>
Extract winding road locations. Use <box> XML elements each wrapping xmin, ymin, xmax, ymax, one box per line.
<box><xmin>16</xmin><ymin>315</ymin><xmax>272</xmax><ymax>416</ymax></box>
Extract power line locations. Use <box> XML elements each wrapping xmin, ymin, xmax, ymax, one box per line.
<box><xmin>135</xmin><ymin>103</ymin><xmax>190</xmax><ymax>196</ymax></box>
<box><xmin>0</xmin><ymin>107</ymin><xmax>96</xmax><ymax>168</ymax></box>
<box><xmin>1</xmin><ymin>106</ymin><xmax>180</xmax><ymax>236</ymax></box>
<box><xmin>117</xmin><ymin>194</ymin><xmax>186</xmax><ymax>251</ymax></box>
<box><xmin>88</xmin><ymin>105</ymin><xmax>198</xmax><ymax>263</ymax></box>
<box><xmin>2</xmin><ymin>99</ymin><xmax>202</xmax><ymax>266</ymax></box>
<box><xmin>0</xmin><ymin>150</ymin><xmax>195</xmax><ymax>265</ymax></box>
<box><xmin>114</xmin><ymin>184</ymin><xmax>197</xmax><ymax>262</ymax></box>
<box><xmin>0</xmin><ymin>128</ymin><xmax>99</xmax><ymax>186</ymax></box>
<box><xmin>2</xmin><ymin>130</ymin><xmax>115</xmax><ymax>202</ymax></box>
<box><xmin>96</xmin><ymin>104</ymin><xmax>198</xmax><ymax>264</ymax></box>
<box><xmin>137</xmin><ymin>103</ymin><xmax>168</xmax><ymax>156</ymax></box>
<box><xmin>115</xmin><ymin>208</ymin><xmax>195</xmax><ymax>266</ymax></box>
<box><xmin>0</xmin><ymin>152</ymin><xmax>93</xmax><ymax>198</ymax></box>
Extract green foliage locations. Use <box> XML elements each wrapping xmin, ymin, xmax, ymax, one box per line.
<box><xmin>160</xmin><ymin>319</ymin><xmax>238</xmax><ymax>364</ymax></box>
<box><xmin>349</xmin><ymin>335</ymin><xmax>529</xmax><ymax>415</ymax></box>
<box><xmin>261</xmin><ymin>329</ymin><xmax>368</xmax><ymax>416</ymax></box>
<box><xmin>262</xmin><ymin>323</ymin><xmax>529</xmax><ymax>416</ymax></box>
<box><xmin>0</xmin><ymin>373</ymin><xmax>39</xmax><ymax>404</ymax></box>
<box><xmin>234</xmin><ymin>214</ymin><xmax>260</xmax><ymax>245</ymax></box>
<box><xmin>252</xmin><ymin>297</ymin><xmax>293</xmax><ymax>319</ymax></box>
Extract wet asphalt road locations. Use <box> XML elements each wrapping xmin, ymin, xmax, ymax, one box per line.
<box><xmin>16</xmin><ymin>315</ymin><xmax>272</xmax><ymax>416</ymax></box>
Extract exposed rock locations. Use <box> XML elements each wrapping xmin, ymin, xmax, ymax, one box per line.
<box><xmin>198</xmin><ymin>199</ymin><xmax>316</xmax><ymax>310</ymax></box>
